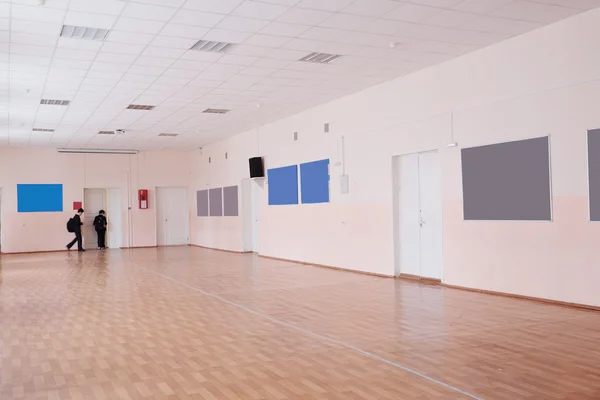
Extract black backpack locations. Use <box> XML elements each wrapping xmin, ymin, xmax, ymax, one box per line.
<box><xmin>66</xmin><ymin>218</ymin><xmax>75</xmax><ymax>233</ymax></box>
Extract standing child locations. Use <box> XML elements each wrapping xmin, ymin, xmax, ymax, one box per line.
<box><xmin>93</xmin><ymin>210</ymin><xmax>108</xmax><ymax>250</ymax></box>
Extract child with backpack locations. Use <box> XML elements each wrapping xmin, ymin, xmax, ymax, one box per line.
<box><xmin>66</xmin><ymin>208</ymin><xmax>85</xmax><ymax>252</ymax></box>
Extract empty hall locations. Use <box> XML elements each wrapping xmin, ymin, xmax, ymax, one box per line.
<box><xmin>1</xmin><ymin>0</ymin><xmax>600</xmax><ymax>399</ymax></box>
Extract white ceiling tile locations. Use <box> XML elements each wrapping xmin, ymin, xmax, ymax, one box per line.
<box><xmin>95</xmin><ymin>52</ymin><xmax>138</xmax><ymax>64</ymax></box>
<box><xmin>295</xmin><ymin>0</ymin><xmax>354</xmax><ymax>11</ymax></box>
<box><xmin>127</xmin><ymin>64</ymin><xmax>169</xmax><ymax>76</ymax></box>
<box><xmin>240</xmin><ymin>66</ymin><xmax>278</xmax><ymax>76</ymax></box>
<box><xmin>51</xmin><ymin>58</ymin><xmax>93</xmax><ymax>69</ymax></box>
<box><xmin>107</xmin><ymin>31</ymin><xmax>156</xmax><ymax>46</ymax></box>
<box><xmin>10</xmin><ymin>19</ymin><xmax>62</xmax><ymax>35</ymax></box>
<box><xmin>171</xmin><ymin>59</ymin><xmax>212</xmax><ymax>71</ymax></box>
<box><xmin>122</xmin><ymin>3</ymin><xmax>178</xmax><ymax>22</ymax></box>
<box><xmin>342</xmin><ymin>0</ymin><xmax>398</xmax><ymax>17</ymax></box>
<box><xmin>57</xmin><ymin>36</ymin><xmax>103</xmax><ymax>51</ymax></box>
<box><xmin>216</xmin><ymin>16</ymin><xmax>270</xmax><ymax>33</ymax></box>
<box><xmin>54</xmin><ymin>47</ymin><xmax>97</xmax><ymax>60</ymax></box>
<box><xmin>259</xmin><ymin>21</ymin><xmax>311</xmax><ymax>37</ymax></box>
<box><xmin>101</xmin><ymin>42</ymin><xmax>146</xmax><ymax>55</ymax></box>
<box><xmin>252</xmin><ymin>58</ymin><xmax>293</xmax><ymax>68</ymax></box>
<box><xmin>161</xmin><ymin>23</ymin><xmax>210</xmax><ymax>39</ymax></box>
<box><xmin>492</xmin><ymin>1</ymin><xmax>579</xmax><ymax>23</ymax></box>
<box><xmin>277</xmin><ymin>8</ymin><xmax>333</xmax><ymax>24</ymax></box>
<box><xmin>409</xmin><ymin>0</ymin><xmax>462</xmax><ymax>6</ymax></box>
<box><xmin>219</xmin><ymin>54</ymin><xmax>259</xmax><ymax>66</ymax></box>
<box><xmin>150</xmin><ymin>35</ymin><xmax>198</xmax><ymax>50</ymax></box>
<box><xmin>12</xmin><ymin>54</ymin><xmax>52</xmax><ymax>67</ymax></box>
<box><xmin>244</xmin><ymin>33</ymin><xmax>291</xmax><ymax>48</ymax></box>
<box><xmin>233</xmin><ymin>1</ymin><xmax>290</xmax><ymax>20</ymax></box>
<box><xmin>161</xmin><ymin>69</ymin><xmax>200</xmax><ymax>79</ymax></box>
<box><xmin>385</xmin><ymin>4</ymin><xmax>441</xmax><ymax>23</ymax></box>
<box><xmin>451</xmin><ymin>0</ymin><xmax>514</xmax><ymax>14</ymax></box>
<box><xmin>421</xmin><ymin>9</ymin><xmax>476</xmax><ymax>28</ymax></box>
<box><xmin>179</xmin><ymin>50</ymin><xmax>224</xmax><ymax>62</ymax></box>
<box><xmin>11</xmin><ymin>4</ymin><xmax>65</xmax><ymax>23</ymax></box>
<box><xmin>135</xmin><ymin>56</ymin><xmax>176</xmax><ymax>68</ymax></box>
<box><xmin>224</xmin><ymin>44</ymin><xmax>272</xmax><ymax>57</ymax></box>
<box><xmin>142</xmin><ymin>46</ymin><xmax>187</xmax><ymax>59</ymax></box>
<box><xmin>171</xmin><ymin>10</ymin><xmax>225</xmax><ymax>28</ymax></box>
<box><xmin>64</xmin><ymin>11</ymin><xmax>117</xmax><ymax>29</ymax></box>
<box><xmin>320</xmin><ymin>13</ymin><xmax>374</xmax><ymax>30</ymax></box>
<box><xmin>461</xmin><ymin>15</ymin><xmax>541</xmax><ymax>34</ymax></box>
<box><xmin>183</xmin><ymin>0</ymin><xmax>244</xmax><ymax>14</ymax></box>
<box><xmin>113</xmin><ymin>18</ymin><xmax>166</xmax><ymax>34</ymax></box>
<box><xmin>69</xmin><ymin>0</ymin><xmax>125</xmax><ymax>16</ymax></box>
<box><xmin>265</xmin><ymin>47</ymin><xmax>306</xmax><ymax>60</ymax></box>
<box><xmin>202</xmin><ymin>29</ymin><xmax>253</xmax><ymax>43</ymax></box>
<box><xmin>91</xmin><ymin>62</ymin><xmax>131</xmax><ymax>73</ymax></box>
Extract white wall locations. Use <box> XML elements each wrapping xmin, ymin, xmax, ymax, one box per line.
<box><xmin>190</xmin><ymin>8</ymin><xmax>600</xmax><ymax>307</ymax></box>
<box><xmin>0</xmin><ymin>148</ymin><xmax>191</xmax><ymax>253</ymax></box>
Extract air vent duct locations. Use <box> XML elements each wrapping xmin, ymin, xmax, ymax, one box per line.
<box><xmin>190</xmin><ymin>40</ymin><xmax>234</xmax><ymax>53</ymax></box>
<box><xmin>127</xmin><ymin>104</ymin><xmax>155</xmax><ymax>111</ymax></box>
<box><xmin>299</xmin><ymin>52</ymin><xmax>341</xmax><ymax>64</ymax></box>
<box><xmin>41</xmin><ymin>99</ymin><xmax>70</xmax><ymax>106</ymax></box>
<box><xmin>202</xmin><ymin>108</ymin><xmax>230</xmax><ymax>114</ymax></box>
<box><xmin>61</xmin><ymin>25</ymin><xmax>110</xmax><ymax>41</ymax></box>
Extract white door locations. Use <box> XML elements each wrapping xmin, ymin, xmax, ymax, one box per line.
<box><xmin>83</xmin><ymin>189</ymin><xmax>106</xmax><ymax>249</ymax></box>
<box><xmin>156</xmin><ymin>187</ymin><xmax>189</xmax><ymax>246</ymax></box>
<box><xmin>418</xmin><ymin>151</ymin><xmax>443</xmax><ymax>280</ymax></box>
<box><xmin>242</xmin><ymin>179</ymin><xmax>261</xmax><ymax>252</ymax></box>
<box><xmin>107</xmin><ymin>189</ymin><xmax>123</xmax><ymax>249</ymax></box>
<box><xmin>395</xmin><ymin>151</ymin><xmax>443</xmax><ymax>280</ymax></box>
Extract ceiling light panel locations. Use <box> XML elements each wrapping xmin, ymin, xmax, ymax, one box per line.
<box><xmin>61</xmin><ymin>25</ymin><xmax>110</xmax><ymax>41</ymax></box>
<box><xmin>158</xmin><ymin>133</ymin><xmax>179</xmax><ymax>137</ymax></box>
<box><xmin>32</xmin><ymin>128</ymin><xmax>55</xmax><ymax>132</ymax></box>
<box><xmin>202</xmin><ymin>108</ymin><xmax>231</xmax><ymax>114</ymax></box>
<box><xmin>190</xmin><ymin>40</ymin><xmax>235</xmax><ymax>53</ymax></box>
<box><xmin>299</xmin><ymin>52</ymin><xmax>342</xmax><ymax>64</ymax></box>
<box><xmin>127</xmin><ymin>104</ymin><xmax>156</xmax><ymax>110</ymax></box>
<box><xmin>40</xmin><ymin>99</ymin><xmax>71</xmax><ymax>106</ymax></box>
<box><xmin>98</xmin><ymin>131</ymin><xmax>115</xmax><ymax>135</ymax></box>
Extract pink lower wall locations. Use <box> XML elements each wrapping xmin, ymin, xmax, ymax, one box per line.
<box><xmin>0</xmin><ymin>148</ymin><xmax>191</xmax><ymax>253</ymax></box>
<box><xmin>444</xmin><ymin>197</ymin><xmax>600</xmax><ymax>307</ymax></box>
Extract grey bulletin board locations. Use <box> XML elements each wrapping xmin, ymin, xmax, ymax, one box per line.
<box><xmin>223</xmin><ymin>186</ymin><xmax>239</xmax><ymax>217</ymax></box>
<box><xmin>209</xmin><ymin>188</ymin><xmax>223</xmax><ymax>217</ymax></box>
<box><xmin>197</xmin><ymin>190</ymin><xmax>209</xmax><ymax>217</ymax></box>
<box><xmin>461</xmin><ymin>136</ymin><xmax>552</xmax><ymax>221</ymax></box>
<box><xmin>588</xmin><ymin>129</ymin><xmax>600</xmax><ymax>221</ymax></box>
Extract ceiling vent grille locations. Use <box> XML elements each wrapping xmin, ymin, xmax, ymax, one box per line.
<box><xmin>202</xmin><ymin>108</ymin><xmax>230</xmax><ymax>114</ymax></box>
<box><xmin>127</xmin><ymin>104</ymin><xmax>155</xmax><ymax>111</ymax></box>
<box><xmin>190</xmin><ymin>40</ymin><xmax>234</xmax><ymax>53</ymax></box>
<box><xmin>32</xmin><ymin>128</ymin><xmax>55</xmax><ymax>132</ymax></box>
<box><xmin>40</xmin><ymin>99</ymin><xmax>70</xmax><ymax>106</ymax></box>
<box><xmin>299</xmin><ymin>52</ymin><xmax>341</xmax><ymax>64</ymax></box>
<box><xmin>158</xmin><ymin>133</ymin><xmax>178</xmax><ymax>137</ymax></box>
<box><xmin>98</xmin><ymin>130</ymin><xmax>115</xmax><ymax>135</ymax></box>
<box><xmin>61</xmin><ymin>25</ymin><xmax>110</xmax><ymax>41</ymax></box>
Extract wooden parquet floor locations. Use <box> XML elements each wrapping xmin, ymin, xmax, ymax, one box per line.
<box><xmin>0</xmin><ymin>247</ymin><xmax>599</xmax><ymax>400</ymax></box>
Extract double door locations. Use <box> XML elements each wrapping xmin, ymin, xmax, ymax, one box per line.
<box><xmin>396</xmin><ymin>151</ymin><xmax>443</xmax><ymax>280</ymax></box>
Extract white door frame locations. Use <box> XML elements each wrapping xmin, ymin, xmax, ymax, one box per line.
<box><xmin>392</xmin><ymin>150</ymin><xmax>443</xmax><ymax>279</ymax></box>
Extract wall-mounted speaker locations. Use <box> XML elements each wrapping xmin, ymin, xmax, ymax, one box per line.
<box><xmin>249</xmin><ymin>157</ymin><xmax>264</xmax><ymax>178</ymax></box>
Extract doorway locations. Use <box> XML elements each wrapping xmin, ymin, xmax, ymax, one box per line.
<box><xmin>242</xmin><ymin>178</ymin><xmax>262</xmax><ymax>253</ymax></box>
<box><xmin>83</xmin><ymin>188</ymin><xmax>123</xmax><ymax>250</ymax></box>
<box><xmin>393</xmin><ymin>151</ymin><xmax>443</xmax><ymax>280</ymax></box>
<box><xmin>156</xmin><ymin>187</ymin><xmax>189</xmax><ymax>246</ymax></box>
<box><xmin>0</xmin><ymin>188</ymin><xmax>2</xmax><ymax>252</ymax></box>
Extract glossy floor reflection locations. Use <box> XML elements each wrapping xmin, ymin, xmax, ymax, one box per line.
<box><xmin>0</xmin><ymin>247</ymin><xmax>599</xmax><ymax>399</ymax></box>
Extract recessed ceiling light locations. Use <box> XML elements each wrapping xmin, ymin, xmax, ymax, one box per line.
<box><xmin>127</xmin><ymin>104</ymin><xmax>155</xmax><ymax>111</ymax></box>
<box><xmin>202</xmin><ymin>108</ymin><xmax>230</xmax><ymax>114</ymax></box>
<box><xmin>61</xmin><ymin>25</ymin><xmax>110</xmax><ymax>41</ymax></box>
<box><xmin>299</xmin><ymin>52</ymin><xmax>341</xmax><ymax>64</ymax></box>
<box><xmin>190</xmin><ymin>40</ymin><xmax>234</xmax><ymax>53</ymax></box>
<box><xmin>32</xmin><ymin>128</ymin><xmax>54</xmax><ymax>132</ymax></box>
<box><xmin>40</xmin><ymin>99</ymin><xmax>70</xmax><ymax>106</ymax></box>
<box><xmin>98</xmin><ymin>130</ymin><xmax>115</xmax><ymax>135</ymax></box>
<box><xmin>158</xmin><ymin>133</ymin><xmax>178</xmax><ymax>137</ymax></box>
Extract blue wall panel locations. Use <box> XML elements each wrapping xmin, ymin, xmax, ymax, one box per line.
<box><xmin>268</xmin><ymin>165</ymin><xmax>298</xmax><ymax>205</ymax></box>
<box><xmin>300</xmin><ymin>159</ymin><xmax>330</xmax><ymax>204</ymax></box>
<box><xmin>17</xmin><ymin>184</ymin><xmax>63</xmax><ymax>213</ymax></box>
